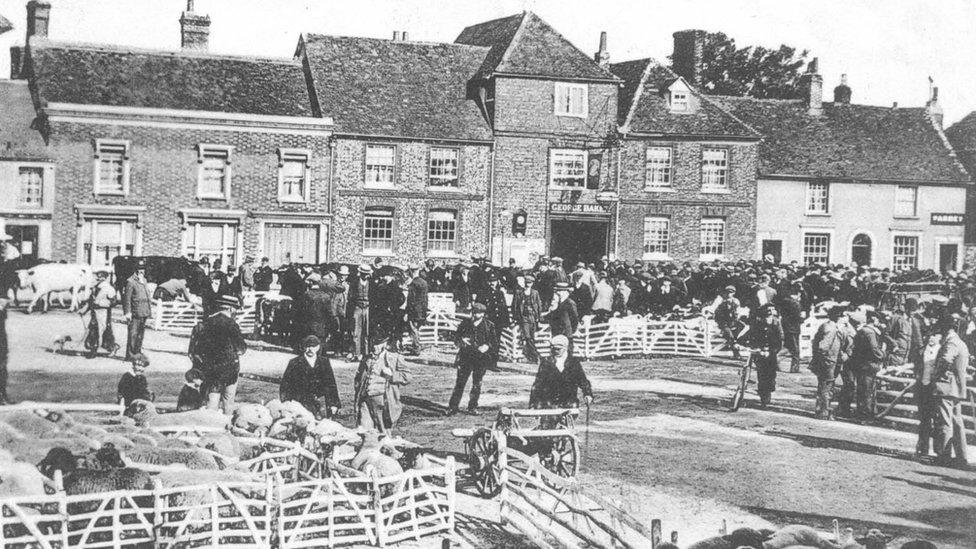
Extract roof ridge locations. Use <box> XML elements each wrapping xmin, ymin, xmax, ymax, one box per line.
<box><xmin>495</xmin><ymin>11</ymin><xmax>529</xmax><ymax>72</ymax></box>
<box><xmin>30</xmin><ymin>37</ymin><xmax>301</xmax><ymax>66</ymax></box>
<box><xmin>691</xmin><ymin>85</ymin><xmax>762</xmax><ymax>138</ymax></box>
<box><xmin>620</xmin><ymin>59</ymin><xmax>652</xmax><ymax>133</ymax></box>
<box><xmin>516</xmin><ymin>11</ymin><xmax>618</xmax><ymax>80</ymax></box>
<box><xmin>304</xmin><ymin>32</ymin><xmax>490</xmax><ymax>52</ymax></box>
<box><xmin>927</xmin><ymin>112</ymin><xmax>972</xmax><ymax>181</ymax></box>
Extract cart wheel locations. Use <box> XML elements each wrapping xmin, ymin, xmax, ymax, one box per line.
<box><xmin>467</xmin><ymin>428</ymin><xmax>501</xmax><ymax>497</ymax></box>
<box><xmin>538</xmin><ymin>435</ymin><xmax>578</xmax><ymax>479</ymax></box>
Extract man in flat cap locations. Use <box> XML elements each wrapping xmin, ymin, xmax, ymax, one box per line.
<box><xmin>809</xmin><ymin>305</ymin><xmax>850</xmax><ymax>419</ymax></box>
<box><xmin>512</xmin><ymin>274</ymin><xmax>542</xmax><ymax>363</ymax></box>
<box><xmin>189</xmin><ymin>295</ymin><xmax>247</xmax><ymax>414</ymax></box>
<box><xmin>714</xmin><ymin>285</ymin><xmax>742</xmax><ymax>359</ymax></box>
<box><xmin>81</xmin><ymin>269</ymin><xmax>119</xmax><ymax>359</ymax></box>
<box><xmin>547</xmin><ymin>282</ymin><xmax>579</xmax><ymax>342</ymax></box>
<box><xmin>480</xmin><ymin>272</ymin><xmax>510</xmax><ymax>354</ymax></box>
<box><xmin>347</xmin><ymin>264</ymin><xmax>372</xmax><ymax>361</ymax></box>
<box><xmin>280</xmin><ymin>335</ymin><xmax>340</xmax><ymax>419</ymax></box>
<box><xmin>405</xmin><ymin>264</ymin><xmax>428</xmax><ymax>356</ymax></box>
<box><xmin>447</xmin><ymin>302</ymin><xmax>497</xmax><ymax>415</ymax></box>
<box><xmin>123</xmin><ymin>258</ymin><xmax>152</xmax><ymax>360</ymax></box>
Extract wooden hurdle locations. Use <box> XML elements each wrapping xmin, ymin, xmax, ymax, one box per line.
<box><xmin>149</xmin><ymin>291</ymin><xmax>273</xmax><ymax>333</ymax></box>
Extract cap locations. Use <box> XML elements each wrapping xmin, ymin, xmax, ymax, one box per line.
<box><xmin>135</xmin><ymin>259</ymin><xmax>147</xmax><ymax>269</ymax></box>
<box><xmin>357</xmin><ymin>264</ymin><xmax>372</xmax><ymax>274</ymax></box>
<box><xmin>576</xmin><ymin>262</ymin><xmax>585</xmax><ymax>269</ymax></box>
<box><xmin>523</xmin><ymin>274</ymin><xmax>536</xmax><ymax>283</ymax></box>
<box><xmin>261</xmin><ymin>256</ymin><xmax>270</xmax><ymax>262</ymax></box>
<box><xmin>555</xmin><ymin>282</ymin><xmax>572</xmax><ymax>291</ymax></box>
<box><xmin>407</xmin><ymin>263</ymin><xmax>421</xmax><ymax>271</ymax></box>
<box><xmin>550</xmin><ymin>334</ymin><xmax>569</xmax><ymax>348</ymax></box>
<box><xmin>370</xmin><ymin>328</ymin><xmax>390</xmax><ymax>346</ymax></box>
<box><xmin>216</xmin><ymin>295</ymin><xmax>240</xmax><ymax>309</ymax></box>
<box><xmin>337</xmin><ymin>265</ymin><xmax>350</xmax><ymax>276</ymax></box>
<box><xmin>471</xmin><ymin>302</ymin><xmax>487</xmax><ymax>313</ymax></box>
<box><xmin>185</xmin><ymin>368</ymin><xmax>203</xmax><ymax>382</ymax></box>
<box><xmin>130</xmin><ymin>353</ymin><xmax>150</xmax><ymax>367</ymax></box>
<box><xmin>306</xmin><ymin>272</ymin><xmax>322</xmax><ymax>284</ymax></box>
<box><xmin>488</xmin><ymin>272</ymin><xmax>499</xmax><ymax>282</ymax></box>
<box><xmin>723</xmin><ymin>285</ymin><xmax>736</xmax><ymax>293</ymax></box>
<box><xmin>552</xmin><ymin>256</ymin><xmax>563</xmax><ymax>264</ymax></box>
<box><xmin>300</xmin><ymin>335</ymin><xmax>322</xmax><ymax>349</ymax></box>
<box><xmin>94</xmin><ymin>269</ymin><xmax>111</xmax><ymax>276</ymax></box>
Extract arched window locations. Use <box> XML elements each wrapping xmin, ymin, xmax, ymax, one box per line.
<box><xmin>851</xmin><ymin>233</ymin><xmax>872</xmax><ymax>266</ymax></box>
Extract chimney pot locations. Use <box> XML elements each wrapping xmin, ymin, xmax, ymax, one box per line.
<box><xmin>833</xmin><ymin>73</ymin><xmax>852</xmax><ymax>104</ymax></box>
<box><xmin>392</xmin><ymin>31</ymin><xmax>400</xmax><ymax>41</ymax></box>
<box><xmin>672</xmin><ymin>30</ymin><xmax>705</xmax><ymax>86</ymax></box>
<box><xmin>594</xmin><ymin>30</ymin><xmax>609</xmax><ymax>69</ymax></box>
<box><xmin>180</xmin><ymin>1</ymin><xmax>210</xmax><ymax>51</ymax></box>
<box><xmin>401</xmin><ymin>31</ymin><xmax>408</xmax><ymax>41</ymax></box>
<box><xmin>26</xmin><ymin>0</ymin><xmax>51</xmax><ymax>40</ymax></box>
<box><xmin>799</xmin><ymin>57</ymin><xmax>823</xmax><ymax>116</ymax></box>
<box><xmin>927</xmin><ymin>85</ymin><xmax>943</xmax><ymax>128</ymax></box>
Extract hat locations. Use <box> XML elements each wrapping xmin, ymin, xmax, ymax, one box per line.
<box><xmin>370</xmin><ymin>328</ymin><xmax>390</xmax><ymax>346</ymax></box>
<box><xmin>488</xmin><ymin>272</ymin><xmax>499</xmax><ymax>282</ymax></box>
<box><xmin>306</xmin><ymin>272</ymin><xmax>322</xmax><ymax>284</ymax></box>
<box><xmin>575</xmin><ymin>262</ymin><xmax>585</xmax><ymax>269</ymax></box>
<box><xmin>337</xmin><ymin>265</ymin><xmax>350</xmax><ymax>276</ymax></box>
<box><xmin>550</xmin><ymin>334</ymin><xmax>569</xmax><ymax>348</ymax></box>
<box><xmin>135</xmin><ymin>259</ymin><xmax>147</xmax><ymax>269</ymax></box>
<box><xmin>184</xmin><ymin>368</ymin><xmax>203</xmax><ymax>383</ymax></box>
<box><xmin>471</xmin><ymin>302</ymin><xmax>487</xmax><ymax>313</ymax></box>
<box><xmin>357</xmin><ymin>264</ymin><xmax>372</xmax><ymax>274</ymax></box>
<box><xmin>407</xmin><ymin>263</ymin><xmax>420</xmax><ymax>271</ymax></box>
<box><xmin>94</xmin><ymin>269</ymin><xmax>111</xmax><ymax>277</ymax></box>
<box><xmin>216</xmin><ymin>295</ymin><xmax>239</xmax><ymax>309</ymax></box>
<box><xmin>130</xmin><ymin>353</ymin><xmax>150</xmax><ymax>367</ymax></box>
<box><xmin>760</xmin><ymin>304</ymin><xmax>777</xmax><ymax>316</ymax></box>
<box><xmin>300</xmin><ymin>335</ymin><xmax>322</xmax><ymax>349</ymax></box>
<box><xmin>723</xmin><ymin>285</ymin><xmax>736</xmax><ymax>293</ymax></box>
<box><xmin>551</xmin><ymin>257</ymin><xmax>563</xmax><ymax>264</ymax></box>
<box><xmin>261</xmin><ymin>256</ymin><xmax>270</xmax><ymax>262</ymax></box>
<box><xmin>225</xmin><ymin>265</ymin><xmax>237</xmax><ymax>273</ymax></box>
<box><xmin>554</xmin><ymin>282</ymin><xmax>572</xmax><ymax>292</ymax></box>
<box><xmin>523</xmin><ymin>274</ymin><xmax>536</xmax><ymax>283</ymax></box>
<box><xmin>827</xmin><ymin>305</ymin><xmax>848</xmax><ymax>319</ymax></box>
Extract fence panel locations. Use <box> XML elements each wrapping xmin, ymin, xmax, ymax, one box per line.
<box><xmin>150</xmin><ymin>291</ymin><xmax>271</xmax><ymax>333</ymax></box>
<box><xmin>376</xmin><ymin>460</ymin><xmax>455</xmax><ymax>545</ymax></box>
<box><xmin>0</xmin><ymin>495</ymin><xmax>66</xmax><ymax>549</ymax></box>
<box><xmin>276</xmin><ymin>474</ymin><xmax>378</xmax><ymax>549</ymax></box>
<box><xmin>64</xmin><ymin>489</ymin><xmax>155</xmax><ymax>549</ymax></box>
<box><xmin>154</xmin><ymin>481</ymin><xmax>272</xmax><ymax>549</ymax></box>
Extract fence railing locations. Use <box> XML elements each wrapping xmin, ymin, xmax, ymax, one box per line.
<box><xmin>0</xmin><ymin>439</ymin><xmax>455</xmax><ymax>549</ymax></box>
<box><xmin>496</xmin><ymin>433</ymin><xmax>663</xmax><ymax>548</ymax></box>
<box><xmin>149</xmin><ymin>291</ymin><xmax>270</xmax><ymax>333</ymax></box>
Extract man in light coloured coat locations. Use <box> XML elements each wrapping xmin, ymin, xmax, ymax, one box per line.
<box><xmin>808</xmin><ymin>306</ymin><xmax>848</xmax><ymax>419</ymax></box>
<box><xmin>123</xmin><ymin>260</ymin><xmax>152</xmax><ymax>360</ymax></box>
<box><xmin>929</xmin><ymin>315</ymin><xmax>970</xmax><ymax>467</ymax></box>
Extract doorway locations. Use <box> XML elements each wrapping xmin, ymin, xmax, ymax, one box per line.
<box><xmin>851</xmin><ymin>233</ymin><xmax>872</xmax><ymax>266</ymax></box>
<box><xmin>549</xmin><ymin>219</ymin><xmax>608</xmax><ymax>268</ymax></box>
<box><xmin>939</xmin><ymin>244</ymin><xmax>959</xmax><ymax>272</ymax></box>
<box><xmin>5</xmin><ymin>225</ymin><xmax>39</xmax><ymax>260</ymax></box>
<box><xmin>761</xmin><ymin>240</ymin><xmax>782</xmax><ymax>263</ymax></box>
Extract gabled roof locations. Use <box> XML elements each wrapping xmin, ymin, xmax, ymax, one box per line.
<box><xmin>945</xmin><ymin>112</ymin><xmax>976</xmax><ymax>176</ymax></box>
<box><xmin>718</xmin><ymin>96</ymin><xmax>970</xmax><ymax>183</ymax></box>
<box><xmin>0</xmin><ymin>13</ymin><xmax>13</xmax><ymax>36</ymax></box>
<box><xmin>300</xmin><ymin>34</ymin><xmax>493</xmax><ymax>141</ymax></box>
<box><xmin>28</xmin><ymin>39</ymin><xmax>314</xmax><ymax>117</ymax></box>
<box><xmin>0</xmin><ymin>80</ymin><xmax>49</xmax><ymax>161</ymax></box>
<box><xmin>611</xmin><ymin>58</ymin><xmax>758</xmax><ymax>139</ymax></box>
<box><xmin>455</xmin><ymin>11</ymin><xmax>618</xmax><ymax>82</ymax></box>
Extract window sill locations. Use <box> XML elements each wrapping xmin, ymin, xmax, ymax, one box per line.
<box><xmin>893</xmin><ymin>215</ymin><xmax>920</xmax><ymax>220</ymax></box>
<box><xmin>427</xmin><ymin>252</ymin><xmax>459</xmax><ymax>259</ymax></box>
<box><xmin>700</xmin><ymin>188</ymin><xmax>731</xmax><ymax>195</ymax></box>
<box><xmin>699</xmin><ymin>254</ymin><xmax>725</xmax><ymax>262</ymax></box>
<box><xmin>805</xmin><ymin>211</ymin><xmax>831</xmax><ymax>217</ymax></box>
<box><xmin>277</xmin><ymin>196</ymin><xmax>309</xmax><ymax>204</ymax></box>
<box><xmin>642</xmin><ymin>253</ymin><xmax>672</xmax><ymax>261</ymax></box>
<box><xmin>549</xmin><ymin>185</ymin><xmax>587</xmax><ymax>191</ymax></box>
<box><xmin>554</xmin><ymin>112</ymin><xmax>588</xmax><ymax>119</ymax></box>
<box><xmin>428</xmin><ymin>184</ymin><xmax>462</xmax><ymax>192</ymax></box>
<box><xmin>643</xmin><ymin>187</ymin><xmax>674</xmax><ymax>193</ymax></box>
<box><xmin>197</xmin><ymin>194</ymin><xmax>229</xmax><ymax>201</ymax></box>
<box><xmin>362</xmin><ymin>249</ymin><xmax>394</xmax><ymax>257</ymax></box>
<box><xmin>94</xmin><ymin>190</ymin><xmax>127</xmax><ymax>197</ymax></box>
<box><xmin>364</xmin><ymin>184</ymin><xmax>396</xmax><ymax>191</ymax></box>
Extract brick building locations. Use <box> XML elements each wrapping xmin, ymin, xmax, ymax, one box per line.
<box><xmin>296</xmin><ymin>33</ymin><xmax>493</xmax><ymax>264</ymax></box>
<box><xmin>455</xmin><ymin>12</ymin><xmax>622</xmax><ymax>267</ymax></box>
<box><xmin>9</xmin><ymin>1</ymin><xmax>334</xmax><ymax>268</ymax></box>
<box><xmin>944</xmin><ymin>113</ymin><xmax>976</xmax><ymax>265</ymax></box>
<box><xmin>610</xmin><ymin>34</ymin><xmax>760</xmax><ymax>263</ymax></box>
<box><xmin>718</xmin><ymin>67</ymin><xmax>970</xmax><ymax>270</ymax></box>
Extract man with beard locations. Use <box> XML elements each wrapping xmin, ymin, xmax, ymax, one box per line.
<box><xmin>280</xmin><ymin>335</ymin><xmax>340</xmax><ymax>419</ymax></box>
<box><xmin>447</xmin><ymin>303</ymin><xmax>497</xmax><ymax>416</ymax></box>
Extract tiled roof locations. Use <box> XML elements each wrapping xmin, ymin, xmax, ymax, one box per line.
<box><xmin>945</xmin><ymin>112</ymin><xmax>976</xmax><ymax>177</ymax></box>
<box><xmin>0</xmin><ymin>13</ymin><xmax>13</xmax><ymax>36</ymax></box>
<box><xmin>611</xmin><ymin>58</ymin><xmax>758</xmax><ymax>138</ymax></box>
<box><xmin>455</xmin><ymin>11</ymin><xmax>617</xmax><ymax>82</ymax></box>
<box><xmin>718</xmin><ymin>96</ymin><xmax>970</xmax><ymax>183</ymax></box>
<box><xmin>28</xmin><ymin>40</ymin><xmax>314</xmax><ymax>117</ymax></box>
<box><xmin>301</xmin><ymin>34</ymin><xmax>493</xmax><ymax>141</ymax></box>
<box><xmin>0</xmin><ymin>81</ymin><xmax>49</xmax><ymax>161</ymax></box>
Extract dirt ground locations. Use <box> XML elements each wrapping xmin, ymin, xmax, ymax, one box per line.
<box><xmin>4</xmin><ymin>309</ymin><xmax>975</xmax><ymax>548</ymax></box>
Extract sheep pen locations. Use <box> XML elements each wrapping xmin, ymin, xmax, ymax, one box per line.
<box><xmin>0</xmin><ymin>401</ymin><xmax>457</xmax><ymax>548</ymax></box>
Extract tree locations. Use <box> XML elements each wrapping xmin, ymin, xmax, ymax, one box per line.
<box><xmin>674</xmin><ymin>32</ymin><xmax>810</xmax><ymax>99</ymax></box>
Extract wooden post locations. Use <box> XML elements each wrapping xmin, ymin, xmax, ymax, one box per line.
<box><xmin>497</xmin><ymin>432</ymin><xmax>509</xmax><ymax>525</ymax></box>
<box><xmin>704</xmin><ymin>318</ymin><xmax>712</xmax><ymax>357</ymax></box>
<box><xmin>265</xmin><ymin>475</ymin><xmax>275</xmax><ymax>548</ymax></box>
<box><xmin>152</xmin><ymin>478</ymin><xmax>163</xmax><ymax>544</ymax></box>
<box><xmin>445</xmin><ymin>456</ymin><xmax>457</xmax><ymax>536</ymax></box>
<box><xmin>211</xmin><ymin>485</ymin><xmax>219</xmax><ymax>547</ymax></box>
<box><xmin>720</xmin><ymin>519</ymin><xmax>727</xmax><ymax>535</ymax></box>
<box><xmin>650</xmin><ymin>518</ymin><xmax>662</xmax><ymax>548</ymax></box>
<box><xmin>373</xmin><ymin>471</ymin><xmax>387</xmax><ymax>548</ymax></box>
<box><xmin>55</xmin><ymin>469</ymin><xmax>68</xmax><ymax>549</ymax></box>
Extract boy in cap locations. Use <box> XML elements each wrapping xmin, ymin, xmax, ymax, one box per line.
<box><xmin>117</xmin><ymin>353</ymin><xmax>153</xmax><ymax>408</ymax></box>
<box><xmin>512</xmin><ymin>274</ymin><xmax>542</xmax><ymax>363</ymax></box>
<box><xmin>281</xmin><ymin>335</ymin><xmax>341</xmax><ymax>419</ymax></box>
<box><xmin>447</xmin><ymin>302</ymin><xmax>497</xmax><ymax>415</ymax></box>
<box><xmin>714</xmin><ymin>285</ymin><xmax>742</xmax><ymax>359</ymax></box>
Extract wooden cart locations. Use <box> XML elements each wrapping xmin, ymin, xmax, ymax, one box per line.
<box><xmin>452</xmin><ymin>407</ymin><xmax>580</xmax><ymax>497</ymax></box>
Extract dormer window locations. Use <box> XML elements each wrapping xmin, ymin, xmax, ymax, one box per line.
<box><xmin>554</xmin><ymin>82</ymin><xmax>588</xmax><ymax>118</ymax></box>
<box><xmin>671</xmin><ymin>91</ymin><xmax>689</xmax><ymax>111</ymax></box>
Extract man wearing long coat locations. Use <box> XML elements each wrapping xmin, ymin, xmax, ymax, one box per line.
<box><xmin>405</xmin><ymin>265</ymin><xmax>429</xmax><ymax>355</ymax></box>
<box><xmin>189</xmin><ymin>296</ymin><xmax>247</xmax><ymax>414</ymax></box>
<box><xmin>447</xmin><ymin>303</ymin><xmax>497</xmax><ymax>415</ymax></box>
<box><xmin>851</xmin><ymin>311</ymin><xmax>886</xmax><ymax>419</ymax></box>
<box><xmin>512</xmin><ymin>275</ymin><xmax>543</xmax><ymax>363</ymax></box>
<box><xmin>928</xmin><ymin>316</ymin><xmax>970</xmax><ymax>467</ymax></box>
<box><xmin>281</xmin><ymin>335</ymin><xmax>340</xmax><ymax>418</ymax></box>
<box><xmin>123</xmin><ymin>261</ymin><xmax>152</xmax><ymax>360</ymax></box>
<box><xmin>808</xmin><ymin>306</ymin><xmax>847</xmax><ymax>419</ymax></box>
<box><xmin>354</xmin><ymin>330</ymin><xmax>410</xmax><ymax>434</ymax></box>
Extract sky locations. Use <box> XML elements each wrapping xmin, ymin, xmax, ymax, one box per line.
<box><xmin>1</xmin><ymin>0</ymin><xmax>974</xmax><ymax>125</ymax></box>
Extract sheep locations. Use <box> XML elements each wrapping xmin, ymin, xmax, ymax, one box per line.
<box><xmin>898</xmin><ymin>542</ymin><xmax>937</xmax><ymax>549</ymax></box>
<box><xmin>5</xmin><ymin>435</ymin><xmax>99</xmax><ymax>464</ymax></box>
<box><xmin>196</xmin><ymin>432</ymin><xmax>241</xmax><ymax>459</ymax></box>
<box><xmin>78</xmin><ymin>443</ymin><xmax>127</xmax><ymax>470</ymax></box>
<box><xmin>0</xmin><ymin>460</ymin><xmax>49</xmax><ymax>497</ymax></box>
<box><xmin>37</xmin><ymin>447</ymin><xmax>79</xmax><ymax>479</ymax></box>
<box><xmin>124</xmin><ymin>399</ymin><xmax>157</xmax><ymax>427</ymax></box>
<box><xmin>855</xmin><ymin>529</ymin><xmax>891</xmax><ymax>549</ymax></box>
<box><xmin>123</xmin><ymin>446</ymin><xmax>220</xmax><ymax>470</ymax></box>
<box><xmin>152</xmin><ymin>408</ymin><xmax>230</xmax><ymax>430</ymax></box>
<box><xmin>63</xmin><ymin>468</ymin><xmax>153</xmax><ymax>495</ymax></box>
<box><xmin>351</xmin><ymin>431</ymin><xmax>404</xmax><ymax>478</ymax></box>
<box><xmin>0</xmin><ymin>420</ymin><xmax>25</xmax><ymax>446</ymax></box>
<box><xmin>765</xmin><ymin>525</ymin><xmax>840</xmax><ymax>549</ymax></box>
<box><xmin>232</xmin><ymin>403</ymin><xmax>273</xmax><ymax>434</ymax></box>
<box><xmin>0</xmin><ymin>410</ymin><xmax>64</xmax><ymax>438</ymax></box>
<box><xmin>268</xmin><ymin>400</ymin><xmax>315</xmax><ymax>424</ymax></box>
<box><xmin>686</xmin><ymin>527</ymin><xmax>770</xmax><ymax>549</ymax></box>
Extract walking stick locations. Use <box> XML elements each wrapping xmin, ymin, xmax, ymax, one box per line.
<box><xmin>584</xmin><ymin>401</ymin><xmax>591</xmax><ymax>471</ymax></box>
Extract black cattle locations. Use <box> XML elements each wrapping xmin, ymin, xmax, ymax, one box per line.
<box><xmin>112</xmin><ymin>256</ymin><xmax>209</xmax><ymax>295</ymax></box>
<box><xmin>0</xmin><ymin>257</ymin><xmax>49</xmax><ymax>303</ymax></box>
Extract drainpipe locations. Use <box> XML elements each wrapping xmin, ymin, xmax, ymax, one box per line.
<box><xmin>327</xmin><ymin>136</ymin><xmax>336</xmax><ymax>261</ymax></box>
<box><xmin>613</xmin><ymin>139</ymin><xmax>622</xmax><ymax>259</ymax></box>
<box><xmin>486</xmin><ymin>145</ymin><xmax>496</xmax><ymax>261</ymax></box>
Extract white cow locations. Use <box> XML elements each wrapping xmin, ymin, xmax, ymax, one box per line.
<box><xmin>17</xmin><ymin>264</ymin><xmax>94</xmax><ymax>314</ymax></box>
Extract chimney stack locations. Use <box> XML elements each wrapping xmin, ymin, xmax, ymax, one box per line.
<box><xmin>401</xmin><ymin>31</ymin><xmax>408</xmax><ymax>41</ymax></box>
<box><xmin>672</xmin><ymin>29</ymin><xmax>705</xmax><ymax>87</ymax></box>
<box><xmin>9</xmin><ymin>46</ymin><xmax>22</xmax><ymax>79</ymax></box>
<box><xmin>392</xmin><ymin>31</ymin><xmax>400</xmax><ymax>41</ymax></box>
<box><xmin>594</xmin><ymin>31</ymin><xmax>609</xmax><ymax>69</ymax></box>
<box><xmin>26</xmin><ymin>0</ymin><xmax>51</xmax><ymax>40</ymax></box>
<box><xmin>799</xmin><ymin>57</ymin><xmax>823</xmax><ymax>116</ymax></box>
<box><xmin>180</xmin><ymin>0</ymin><xmax>210</xmax><ymax>51</ymax></box>
<box><xmin>833</xmin><ymin>74</ymin><xmax>851</xmax><ymax>104</ymax></box>
<box><xmin>927</xmin><ymin>85</ymin><xmax>943</xmax><ymax>128</ymax></box>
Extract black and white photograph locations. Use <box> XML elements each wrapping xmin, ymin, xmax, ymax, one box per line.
<box><xmin>0</xmin><ymin>0</ymin><xmax>973</xmax><ymax>547</ymax></box>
